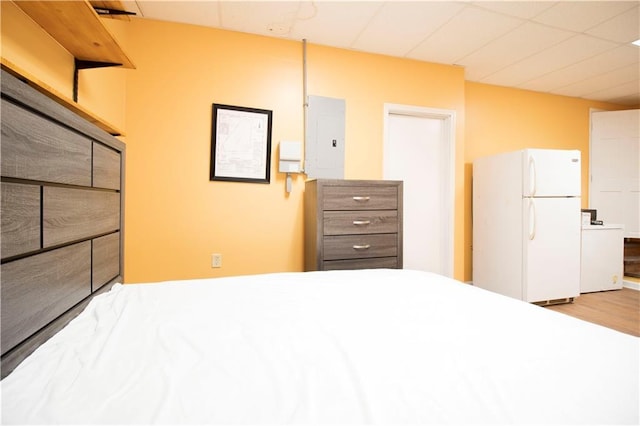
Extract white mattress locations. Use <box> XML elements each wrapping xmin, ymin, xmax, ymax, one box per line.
<box><xmin>2</xmin><ymin>269</ymin><xmax>638</xmax><ymax>424</ymax></box>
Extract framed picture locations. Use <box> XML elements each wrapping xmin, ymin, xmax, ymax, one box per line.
<box><xmin>210</xmin><ymin>103</ymin><xmax>273</xmax><ymax>183</ymax></box>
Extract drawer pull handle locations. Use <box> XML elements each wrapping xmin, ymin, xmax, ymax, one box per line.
<box><xmin>352</xmin><ymin>196</ymin><xmax>370</xmax><ymax>202</ymax></box>
<box><xmin>353</xmin><ymin>220</ymin><xmax>371</xmax><ymax>226</ymax></box>
<box><xmin>353</xmin><ymin>244</ymin><xmax>371</xmax><ymax>250</ymax></box>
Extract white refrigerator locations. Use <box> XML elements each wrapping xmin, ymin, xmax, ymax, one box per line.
<box><xmin>472</xmin><ymin>149</ymin><xmax>582</xmax><ymax>303</ymax></box>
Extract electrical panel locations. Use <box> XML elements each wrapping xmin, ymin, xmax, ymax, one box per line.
<box><xmin>305</xmin><ymin>95</ymin><xmax>345</xmax><ymax>179</ymax></box>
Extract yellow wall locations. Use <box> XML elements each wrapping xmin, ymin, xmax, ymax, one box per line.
<box><xmin>76</xmin><ymin>17</ymin><xmax>129</xmax><ymax>133</ymax></box>
<box><xmin>2</xmin><ymin>8</ymin><xmax>628</xmax><ymax>284</ymax></box>
<box><xmin>1</xmin><ymin>2</ymin><xmax>74</xmax><ymax>96</ymax></box>
<box><xmin>123</xmin><ymin>18</ymin><xmax>466</xmax><ymax>283</ymax></box>
<box><xmin>123</xmin><ymin>19</ymin><xmax>304</xmax><ymax>282</ymax></box>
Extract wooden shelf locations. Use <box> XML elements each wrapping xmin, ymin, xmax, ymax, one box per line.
<box><xmin>89</xmin><ymin>1</ymin><xmax>134</xmax><ymax>21</ymax></box>
<box><xmin>2</xmin><ymin>58</ymin><xmax>125</xmax><ymax>136</ymax></box>
<box><xmin>14</xmin><ymin>0</ymin><xmax>135</xmax><ymax>69</ymax></box>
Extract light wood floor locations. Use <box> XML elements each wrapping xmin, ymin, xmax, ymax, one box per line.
<box><xmin>545</xmin><ymin>287</ymin><xmax>640</xmax><ymax>337</ymax></box>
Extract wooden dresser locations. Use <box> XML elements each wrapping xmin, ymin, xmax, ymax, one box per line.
<box><xmin>304</xmin><ymin>179</ymin><xmax>403</xmax><ymax>271</ymax></box>
<box><xmin>1</xmin><ymin>69</ymin><xmax>124</xmax><ymax>377</ymax></box>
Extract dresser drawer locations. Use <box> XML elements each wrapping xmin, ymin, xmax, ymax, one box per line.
<box><xmin>92</xmin><ymin>232</ymin><xmax>120</xmax><ymax>291</ymax></box>
<box><xmin>1</xmin><ymin>99</ymin><xmax>92</xmax><ymax>186</ymax></box>
<box><xmin>1</xmin><ymin>241</ymin><xmax>91</xmax><ymax>355</ymax></box>
<box><xmin>323</xmin><ymin>257</ymin><xmax>399</xmax><ymax>270</ymax></box>
<box><xmin>323</xmin><ymin>185</ymin><xmax>398</xmax><ymax>210</ymax></box>
<box><xmin>43</xmin><ymin>187</ymin><xmax>120</xmax><ymax>247</ymax></box>
<box><xmin>93</xmin><ymin>142</ymin><xmax>121</xmax><ymax>190</ymax></box>
<box><xmin>324</xmin><ymin>210</ymin><xmax>398</xmax><ymax>235</ymax></box>
<box><xmin>324</xmin><ymin>233</ymin><xmax>398</xmax><ymax>260</ymax></box>
<box><xmin>1</xmin><ymin>182</ymin><xmax>40</xmax><ymax>259</ymax></box>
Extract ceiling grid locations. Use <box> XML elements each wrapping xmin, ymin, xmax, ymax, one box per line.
<box><xmin>126</xmin><ymin>0</ymin><xmax>640</xmax><ymax>106</ymax></box>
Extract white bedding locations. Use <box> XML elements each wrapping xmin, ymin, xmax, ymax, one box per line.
<box><xmin>2</xmin><ymin>269</ymin><xmax>638</xmax><ymax>424</ymax></box>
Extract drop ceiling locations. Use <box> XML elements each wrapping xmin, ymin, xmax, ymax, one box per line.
<box><xmin>123</xmin><ymin>1</ymin><xmax>640</xmax><ymax>106</ymax></box>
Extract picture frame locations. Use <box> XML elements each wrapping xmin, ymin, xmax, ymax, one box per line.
<box><xmin>210</xmin><ymin>103</ymin><xmax>273</xmax><ymax>183</ymax></box>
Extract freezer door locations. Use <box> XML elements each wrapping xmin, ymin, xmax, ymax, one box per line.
<box><xmin>522</xmin><ymin>197</ymin><xmax>581</xmax><ymax>302</ymax></box>
<box><xmin>523</xmin><ymin>149</ymin><xmax>581</xmax><ymax>197</ymax></box>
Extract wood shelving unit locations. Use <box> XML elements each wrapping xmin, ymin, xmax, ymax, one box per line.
<box><xmin>14</xmin><ymin>0</ymin><xmax>135</xmax><ymax>69</ymax></box>
<box><xmin>4</xmin><ymin>0</ymin><xmax>135</xmax><ymax>135</ymax></box>
<box><xmin>1</xmin><ymin>58</ymin><xmax>125</xmax><ymax>136</ymax></box>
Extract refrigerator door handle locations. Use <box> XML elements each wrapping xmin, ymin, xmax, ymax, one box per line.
<box><xmin>529</xmin><ymin>199</ymin><xmax>536</xmax><ymax>240</ymax></box>
<box><xmin>528</xmin><ymin>155</ymin><xmax>537</xmax><ymax>196</ymax></box>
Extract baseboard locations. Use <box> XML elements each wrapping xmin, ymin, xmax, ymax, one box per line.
<box><xmin>623</xmin><ymin>277</ymin><xmax>640</xmax><ymax>291</ymax></box>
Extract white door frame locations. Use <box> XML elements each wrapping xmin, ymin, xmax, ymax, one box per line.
<box><xmin>587</xmin><ymin>107</ymin><xmax>604</xmax><ymax>208</ymax></box>
<box><xmin>383</xmin><ymin>103</ymin><xmax>456</xmax><ymax>278</ymax></box>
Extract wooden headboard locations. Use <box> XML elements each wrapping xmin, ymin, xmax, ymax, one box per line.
<box><xmin>0</xmin><ymin>69</ymin><xmax>125</xmax><ymax>378</ymax></box>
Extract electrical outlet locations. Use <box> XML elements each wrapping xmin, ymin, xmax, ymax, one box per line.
<box><xmin>211</xmin><ymin>253</ymin><xmax>222</xmax><ymax>268</ymax></box>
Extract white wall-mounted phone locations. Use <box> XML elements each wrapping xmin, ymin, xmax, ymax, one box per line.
<box><xmin>279</xmin><ymin>141</ymin><xmax>302</xmax><ymax>193</ymax></box>
<box><xmin>279</xmin><ymin>141</ymin><xmax>302</xmax><ymax>173</ymax></box>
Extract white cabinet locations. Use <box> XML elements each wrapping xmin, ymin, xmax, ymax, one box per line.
<box><xmin>581</xmin><ymin>225</ymin><xmax>624</xmax><ymax>293</ymax></box>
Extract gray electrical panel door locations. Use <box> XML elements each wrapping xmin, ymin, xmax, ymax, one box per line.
<box><xmin>305</xmin><ymin>95</ymin><xmax>345</xmax><ymax>179</ymax></box>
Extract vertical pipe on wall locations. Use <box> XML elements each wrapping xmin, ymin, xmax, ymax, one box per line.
<box><xmin>302</xmin><ymin>39</ymin><xmax>308</xmax><ymax>173</ymax></box>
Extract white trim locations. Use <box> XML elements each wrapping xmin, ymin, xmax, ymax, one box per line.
<box><xmin>623</xmin><ymin>279</ymin><xmax>640</xmax><ymax>291</ymax></box>
<box><xmin>383</xmin><ymin>103</ymin><xmax>456</xmax><ymax>278</ymax></box>
<box><xmin>587</xmin><ymin>107</ymin><xmax>605</xmax><ymax>208</ymax></box>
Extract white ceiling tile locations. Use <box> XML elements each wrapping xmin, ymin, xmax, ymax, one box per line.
<box><xmin>120</xmin><ymin>1</ymin><xmax>142</xmax><ymax>16</ymax></box>
<box><xmin>408</xmin><ymin>4</ymin><xmax>523</xmax><ymax>64</ymax></box>
<box><xmin>472</xmin><ymin>1</ymin><xmax>557</xmax><ymax>20</ymax></box>
<box><xmin>520</xmin><ymin>75</ymin><xmax>576</xmax><ymax>95</ymax></box>
<box><xmin>601</xmin><ymin>93</ymin><xmax>640</xmax><ymax>107</ymax></box>
<box><xmin>482</xmin><ymin>34</ymin><xmax>618</xmax><ymax>87</ymax></box>
<box><xmin>519</xmin><ymin>45</ymin><xmax>640</xmax><ymax>93</ymax></box>
<box><xmin>552</xmin><ymin>63</ymin><xmax>640</xmax><ymax>98</ymax></box>
<box><xmin>131</xmin><ymin>0</ymin><xmax>640</xmax><ymax>105</ymax></box>
<box><xmin>591</xmin><ymin>63</ymin><xmax>639</xmax><ymax>90</ymax></box>
<box><xmin>137</xmin><ymin>1</ymin><xmax>221</xmax><ymax>28</ymax></box>
<box><xmin>533</xmin><ymin>1</ymin><xmax>636</xmax><ymax>33</ymax></box>
<box><xmin>603</xmin><ymin>96</ymin><xmax>640</xmax><ymax>107</ymax></box>
<box><xmin>585</xmin><ymin>4</ymin><xmax>640</xmax><ymax>43</ymax></box>
<box><xmin>580</xmin><ymin>79</ymin><xmax>640</xmax><ymax>106</ymax></box>
<box><xmin>352</xmin><ymin>1</ymin><xmax>464</xmax><ymax>57</ymax></box>
<box><xmin>220</xmin><ymin>1</ymin><xmax>301</xmax><ymax>36</ymax></box>
<box><xmin>460</xmin><ymin>21</ymin><xmax>573</xmax><ymax>81</ymax></box>
<box><xmin>288</xmin><ymin>1</ymin><xmax>381</xmax><ymax>48</ymax></box>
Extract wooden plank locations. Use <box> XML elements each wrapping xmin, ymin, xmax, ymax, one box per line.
<box><xmin>324</xmin><ymin>210</ymin><xmax>398</xmax><ymax>235</ymax></box>
<box><xmin>545</xmin><ymin>288</ymin><xmax>640</xmax><ymax>337</ymax></box>
<box><xmin>323</xmin><ymin>257</ymin><xmax>399</xmax><ymax>271</ymax></box>
<box><xmin>93</xmin><ymin>142</ymin><xmax>121</xmax><ymax>190</ymax></box>
<box><xmin>2</xmin><ymin>59</ymin><xmax>125</xmax><ymax>136</ymax></box>
<box><xmin>323</xmin><ymin>184</ymin><xmax>398</xmax><ymax>210</ymax></box>
<box><xmin>89</xmin><ymin>0</ymin><xmax>131</xmax><ymax>20</ymax></box>
<box><xmin>304</xmin><ymin>179</ymin><xmax>321</xmax><ymax>271</ymax></box>
<box><xmin>1</xmin><ymin>98</ymin><xmax>92</xmax><ymax>185</ymax></box>
<box><xmin>1</xmin><ymin>242</ymin><xmax>92</xmax><ymax>355</ymax></box>
<box><xmin>14</xmin><ymin>0</ymin><xmax>135</xmax><ymax>68</ymax></box>
<box><xmin>1</xmin><ymin>182</ymin><xmax>41</xmax><ymax>259</ymax></box>
<box><xmin>43</xmin><ymin>187</ymin><xmax>120</xmax><ymax>247</ymax></box>
<box><xmin>324</xmin><ymin>233</ymin><xmax>398</xmax><ymax>260</ymax></box>
<box><xmin>92</xmin><ymin>232</ymin><xmax>120</xmax><ymax>291</ymax></box>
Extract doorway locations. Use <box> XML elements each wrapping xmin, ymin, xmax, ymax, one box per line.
<box><xmin>383</xmin><ymin>104</ymin><xmax>455</xmax><ymax>277</ymax></box>
<box><xmin>589</xmin><ymin>109</ymin><xmax>639</xmax><ymax>237</ymax></box>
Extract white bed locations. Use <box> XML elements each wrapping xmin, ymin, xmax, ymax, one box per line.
<box><xmin>2</xmin><ymin>269</ymin><xmax>638</xmax><ymax>424</ymax></box>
